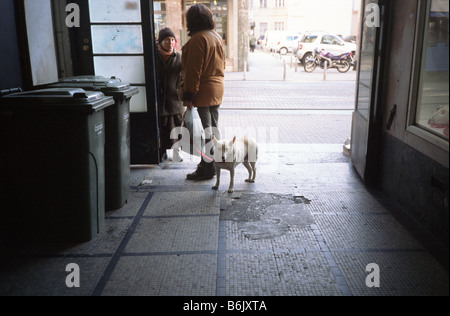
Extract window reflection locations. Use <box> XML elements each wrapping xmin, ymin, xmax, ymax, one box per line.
<box><xmin>154</xmin><ymin>1</ymin><xmax>228</xmax><ymax>48</ymax></box>
<box><xmin>89</xmin><ymin>0</ymin><xmax>141</xmax><ymax>23</ymax></box>
<box><xmin>183</xmin><ymin>0</ymin><xmax>228</xmax><ymax>42</ymax></box>
<box><xmin>415</xmin><ymin>0</ymin><xmax>449</xmax><ymax>140</ymax></box>
<box><xmin>356</xmin><ymin>7</ymin><xmax>377</xmax><ymax>120</ymax></box>
<box><xmin>154</xmin><ymin>0</ymin><xmax>167</xmax><ymax>36</ymax></box>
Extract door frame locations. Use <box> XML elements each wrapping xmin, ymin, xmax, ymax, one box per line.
<box><xmin>132</xmin><ymin>0</ymin><xmax>160</xmax><ymax>165</ymax></box>
<box><xmin>351</xmin><ymin>0</ymin><xmax>391</xmax><ymax>186</ymax></box>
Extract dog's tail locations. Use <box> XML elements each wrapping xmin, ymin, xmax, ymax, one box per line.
<box><xmin>243</xmin><ymin>137</ymin><xmax>258</xmax><ymax>163</ymax></box>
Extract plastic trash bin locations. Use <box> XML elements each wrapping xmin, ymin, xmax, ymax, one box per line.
<box><xmin>49</xmin><ymin>76</ymin><xmax>139</xmax><ymax>211</ymax></box>
<box><xmin>0</xmin><ymin>88</ymin><xmax>114</xmax><ymax>242</ymax></box>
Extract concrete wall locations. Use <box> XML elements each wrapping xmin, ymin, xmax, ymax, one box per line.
<box><xmin>237</xmin><ymin>0</ymin><xmax>248</xmax><ymax>71</ymax></box>
<box><xmin>226</xmin><ymin>0</ymin><xmax>248</xmax><ymax>72</ymax></box>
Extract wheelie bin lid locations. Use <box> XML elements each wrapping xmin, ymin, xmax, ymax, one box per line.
<box><xmin>0</xmin><ymin>88</ymin><xmax>114</xmax><ymax>113</ymax></box>
<box><xmin>50</xmin><ymin>75</ymin><xmax>139</xmax><ymax>100</ymax></box>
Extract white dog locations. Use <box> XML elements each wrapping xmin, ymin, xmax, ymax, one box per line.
<box><xmin>211</xmin><ymin>136</ymin><xmax>258</xmax><ymax>193</ymax></box>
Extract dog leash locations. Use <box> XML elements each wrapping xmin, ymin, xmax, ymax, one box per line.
<box><xmin>195</xmin><ymin>147</ymin><xmax>215</xmax><ymax>162</ymax></box>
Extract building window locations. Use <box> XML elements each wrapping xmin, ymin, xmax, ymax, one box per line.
<box><xmin>274</xmin><ymin>22</ymin><xmax>284</xmax><ymax>31</ymax></box>
<box><xmin>260</xmin><ymin>22</ymin><xmax>268</xmax><ymax>37</ymax></box>
<box><xmin>275</xmin><ymin>0</ymin><xmax>285</xmax><ymax>7</ymax></box>
<box><xmin>260</xmin><ymin>0</ymin><xmax>267</xmax><ymax>8</ymax></box>
<box><xmin>409</xmin><ymin>0</ymin><xmax>449</xmax><ymax>142</ymax></box>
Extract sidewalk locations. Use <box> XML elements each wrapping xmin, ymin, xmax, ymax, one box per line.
<box><xmin>225</xmin><ymin>49</ymin><xmax>357</xmax><ymax>82</ymax></box>
<box><xmin>0</xmin><ymin>51</ymin><xmax>448</xmax><ymax>297</ymax></box>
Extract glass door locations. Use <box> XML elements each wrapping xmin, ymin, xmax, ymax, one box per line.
<box><xmin>351</xmin><ymin>0</ymin><xmax>390</xmax><ymax>185</ymax></box>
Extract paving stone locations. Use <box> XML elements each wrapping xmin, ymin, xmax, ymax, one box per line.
<box><xmin>313</xmin><ymin>213</ymin><xmax>424</xmax><ymax>250</ymax></box>
<box><xmin>102</xmin><ymin>254</ymin><xmax>217</xmax><ymax>296</ymax></box>
<box><xmin>143</xmin><ymin>191</ymin><xmax>219</xmax><ymax>216</ymax></box>
<box><xmin>124</xmin><ymin>217</ymin><xmax>219</xmax><ymax>254</ymax></box>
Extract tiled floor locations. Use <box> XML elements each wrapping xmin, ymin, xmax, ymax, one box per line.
<box><xmin>1</xmin><ymin>146</ymin><xmax>447</xmax><ymax>296</ymax></box>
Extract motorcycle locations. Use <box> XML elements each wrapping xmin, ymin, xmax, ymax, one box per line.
<box><xmin>304</xmin><ymin>47</ymin><xmax>353</xmax><ymax>73</ymax></box>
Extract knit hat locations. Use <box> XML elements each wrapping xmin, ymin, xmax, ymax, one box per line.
<box><xmin>158</xmin><ymin>27</ymin><xmax>176</xmax><ymax>43</ymax></box>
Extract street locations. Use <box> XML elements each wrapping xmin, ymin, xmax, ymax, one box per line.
<box><xmin>221</xmin><ymin>50</ymin><xmax>357</xmax><ymax>145</ymax></box>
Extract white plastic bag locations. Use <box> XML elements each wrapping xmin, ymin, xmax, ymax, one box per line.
<box><xmin>180</xmin><ymin>107</ymin><xmax>205</xmax><ymax>156</ymax></box>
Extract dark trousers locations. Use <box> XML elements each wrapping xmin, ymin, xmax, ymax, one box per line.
<box><xmin>196</xmin><ymin>105</ymin><xmax>220</xmax><ymax>167</ymax></box>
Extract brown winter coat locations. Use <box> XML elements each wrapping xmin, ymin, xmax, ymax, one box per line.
<box><xmin>180</xmin><ymin>30</ymin><xmax>226</xmax><ymax>107</ymax></box>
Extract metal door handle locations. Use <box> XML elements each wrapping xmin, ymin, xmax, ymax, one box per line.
<box><xmin>386</xmin><ymin>104</ymin><xmax>396</xmax><ymax>130</ymax></box>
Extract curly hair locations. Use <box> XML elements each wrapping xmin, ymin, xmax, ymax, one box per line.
<box><xmin>186</xmin><ymin>4</ymin><xmax>215</xmax><ymax>35</ymax></box>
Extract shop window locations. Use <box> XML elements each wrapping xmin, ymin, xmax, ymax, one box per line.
<box><xmin>154</xmin><ymin>0</ymin><xmax>167</xmax><ymax>36</ymax></box>
<box><xmin>409</xmin><ymin>0</ymin><xmax>449</xmax><ymax>143</ymax></box>
<box><xmin>183</xmin><ymin>0</ymin><xmax>227</xmax><ymax>42</ymax></box>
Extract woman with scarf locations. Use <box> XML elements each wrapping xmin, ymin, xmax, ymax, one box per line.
<box><xmin>156</xmin><ymin>27</ymin><xmax>184</xmax><ymax>162</ymax></box>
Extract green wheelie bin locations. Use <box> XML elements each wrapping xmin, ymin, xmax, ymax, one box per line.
<box><xmin>0</xmin><ymin>88</ymin><xmax>114</xmax><ymax>242</ymax></box>
<box><xmin>49</xmin><ymin>76</ymin><xmax>139</xmax><ymax>211</ymax></box>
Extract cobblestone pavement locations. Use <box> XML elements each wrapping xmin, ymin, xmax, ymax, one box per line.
<box><xmin>0</xmin><ymin>50</ymin><xmax>448</xmax><ymax>298</ymax></box>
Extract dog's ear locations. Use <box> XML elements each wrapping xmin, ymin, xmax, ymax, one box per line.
<box><xmin>232</xmin><ymin>136</ymin><xmax>236</xmax><ymax>144</ymax></box>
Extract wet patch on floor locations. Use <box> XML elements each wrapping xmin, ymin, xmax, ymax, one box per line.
<box><xmin>220</xmin><ymin>193</ymin><xmax>315</xmax><ymax>240</ymax></box>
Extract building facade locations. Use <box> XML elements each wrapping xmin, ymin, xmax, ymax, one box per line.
<box><xmin>249</xmin><ymin>0</ymin><xmax>361</xmax><ymax>39</ymax></box>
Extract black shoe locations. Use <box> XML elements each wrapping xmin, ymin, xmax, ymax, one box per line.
<box><xmin>186</xmin><ymin>162</ymin><xmax>215</xmax><ymax>180</ymax></box>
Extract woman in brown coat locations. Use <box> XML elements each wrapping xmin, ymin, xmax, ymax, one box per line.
<box><xmin>181</xmin><ymin>3</ymin><xmax>226</xmax><ymax>180</ymax></box>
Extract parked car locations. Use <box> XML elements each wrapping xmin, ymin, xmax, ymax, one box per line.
<box><xmin>343</xmin><ymin>35</ymin><xmax>357</xmax><ymax>44</ymax></box>
<box><xmin>296</xmin><ymin>32</ymin><xmax>357</xmax><ymax>64</ymax></box>
<box><xmin>272</xmin><ymin>33</ymin><xmax>303</xmax><ymax>55</ymax></box>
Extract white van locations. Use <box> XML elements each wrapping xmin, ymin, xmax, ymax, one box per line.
<box><xmin>265</xmin><ymin>31</ymin><xmax>303</xmax><ymax>55</ymax></box>
<box><xmin>264</xmin><ymin>31</ymin><xmax>285</xmax><ymax>51</ymax></box>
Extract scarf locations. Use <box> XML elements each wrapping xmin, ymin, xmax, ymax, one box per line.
<box><xmin>157</xmin><ymin>42</ymin><xmax>174</xmax><ymax>62</ymax></box>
